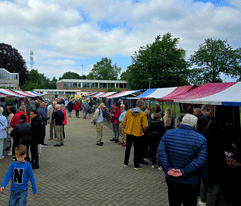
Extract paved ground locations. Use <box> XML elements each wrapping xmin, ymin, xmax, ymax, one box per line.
<box><xmin>0</xmin><ymin>111</ymin><xmax>234</xmax><ymax>206</ymax></box>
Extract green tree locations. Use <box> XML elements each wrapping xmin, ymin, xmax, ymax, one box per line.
<box><xmin>59</xmin><ymin>71</ymin><xmax>82</xmax><ymax>80</ymax></box>
<box><xmin>120</xmin><ymin>69</ymin><xmax>131</xmax><ymax>81</ymax></box>
<box><xmin>0</xmin><ymin>43</ymin><xmax>29</xmax><ymax>86</ymax></box>
<box><xmin>124</xmin><ymin>33</ymin><xmax>190</xmax><ymax>89</ymax></box>
<box><xmin>49</xmin><ymin>77</ymin><xmax>57</xmax><ymax>89</ymax></box>
<box><xmin>21</xmin><ymin>69</ymin><xmax>42</xmax><ymax>90</ymax></box>
<box><xmin>190</xmin><ymin>38</ymin><xmax>241</xmax><ymax>83</ymax></box>
<box><xmin>105</xmin><ymin>87</ymin><xmax>121</xmax><ymax>92</ymax></box>
<box><xmin>86</xmin><ymin>72</ymin><xmax>95</xmax><ymax>80</ymax></box>
<box><xmin>21</xmin><ymin>69</ymin><xmax>58</xmax><ymax>90</ymax></box>
<box><xmin>88</xmin><ymin>57</ymin><xmax>121</xmax><ymax>80</ymax></box>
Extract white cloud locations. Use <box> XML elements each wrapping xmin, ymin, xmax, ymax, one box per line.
<box><xmin>43</xmin><ymin>59</ymin><xmax>77</xmax><ymax>66</ymax></box>
<box><xmin>0</xmin><ymin>0</ymin><xmax>241</xmax><ymax>79</ymax></box>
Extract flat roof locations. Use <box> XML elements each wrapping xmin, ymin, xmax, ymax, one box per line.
<box><xmin>33</xmin><ymin>89</ymin><xmax>82</xmax><ymax>92</ymax></box>
<box><xmin>57</xmin><ymin>79</ymin><xmax>127</xmax><ymax>84</ymax></box>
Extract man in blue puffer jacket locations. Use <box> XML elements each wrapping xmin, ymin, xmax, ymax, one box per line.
<box><xmin>158</xmin><ymin>114</ymin><xmax>208</xmax><ymax>206</ymax></box>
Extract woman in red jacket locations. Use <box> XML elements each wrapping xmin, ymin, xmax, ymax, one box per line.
<box><xmin>109</xmin><ymin>103</ymin><xmax>121</xmax><ymax>143</ymax></box>
<box><xmin>61</xmin><ymin>104</ymin><xmax>67</xmax><ymax>140</ymax></box>
<box><xmin>74</xmin><ymin>101</ymin><xmax>81</xmax><ymax>118</ymax></box>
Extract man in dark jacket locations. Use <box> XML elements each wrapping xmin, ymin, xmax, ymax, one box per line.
<box><xmin>37</xmin><ymin>102</ymin><xmax>50</xmax><ymax>146</ymax></box>
<box><xmin>158</xmin><ymin>114</ymin><xmax>208</xmax><ymax>206</ymax></box>
<box><xmin>30</xmin><ymin>110</ymin><xmax>43</xmax><ymax>169</ymax></box>
<box><xmin>10</xmin><ymin>115</ymin><xmax>31</xmax><ymax>162</ymax></box>
<box><xmin>52</xmin><ymin>104</ymin><xmax>64</xmax><ymax>147</ymax></box>
<box><xmin>193</xmin><ymin>108</ymin><xmax>208</xmax><ymax>132</ymax></box>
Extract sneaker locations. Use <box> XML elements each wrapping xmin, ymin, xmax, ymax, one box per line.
<box><xmin>8</xmin><ymin>151</ymin><xmax>12</xmax><ymax>156</ymax></box>
<box><xmin>124</xmin><ymin>164</ymin><xmax>128</xmax><ymax>167</ymax></box>
<box><xmin>114</xmin><ymin>139</ymin><xmax>119</xmax><ymax>143</ymax></box>
<box><xmin>53</xmin><ymin>144</ymin><xmax>61</xmax><ymax>147</ymax></box>
<box><xmin>12</xmin><ymin>157</ymin><xmax>16</xmax><ymax>161</ymax></box>
<box><xmin>110</xmin><ymin>138</ymin><xmax>115</xmax><ymax>141</ymax></box>
<box><xmin>96</xmin><ymin>143</ymin><xmax>103</xmax><ymax>146</ymax></box>
<box><xmin>151</xmin><ymin>165</ymin><xmax>156</xmax><ymax>169</ymax></box>
<box><xmin>158</xmin><ymin>166</ymin><xmax>162</xmax><ymax>171</ymax></box>
<box><xmin>134</xmin><ymin>165</ymin><xmax>142</xmax><ymax>170</ymax></box>
<box><xmin>198</xmin><ymin>200</ymin><xmax>206</xmax><ymax>206</ymax></box>
<box><xmin>0</xmin><ymin>156</ymin><xmax>4</xmax><ymax>160</ymax></box>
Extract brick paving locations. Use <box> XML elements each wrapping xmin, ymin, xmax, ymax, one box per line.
<box><xmin>0</xmin><ymin>111</ymin><xmax>234</xmax><ymax>206</ymax></box>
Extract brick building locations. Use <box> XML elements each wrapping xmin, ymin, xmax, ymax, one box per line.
<box><xmin>56</xmin><ymin>79</ymin><xmax>129</xmax><ymax>92</ymax></box>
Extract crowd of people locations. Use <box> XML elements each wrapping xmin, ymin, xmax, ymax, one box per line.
<box><xmin>92</xmin><ymin>99</ymin><xmax>237</xmax><ymax>206</ymax></box>
<box><xmin>0</xmin><ymin>96</ymin><xmax>96</xmax><ymax>205</ymax></box>
<box><xmin>0</xmin><ymin>96</ymin><xmax>239</xmax><ymax>206</ymax></box>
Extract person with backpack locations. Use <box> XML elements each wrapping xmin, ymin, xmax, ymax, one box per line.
<box><xmin>91</xmin><ymin>103</ymin><xmax>106</xmax><ymax>146</ymax></box>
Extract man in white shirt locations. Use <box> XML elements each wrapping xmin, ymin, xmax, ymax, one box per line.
<box><xmin>91</xmin><ymin>103</ymin><xmax>106</xmax><ymax>146</ymax></box>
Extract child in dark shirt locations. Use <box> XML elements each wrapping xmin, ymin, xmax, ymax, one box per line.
<box><xmin>0</xmin><ymin>144</ymin><xmax>37</xmax><ymax>205</ymax></box>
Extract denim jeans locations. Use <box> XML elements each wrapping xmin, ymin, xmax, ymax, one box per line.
<box><xmin>0</xmin><ymin>138</ymin><xmax>4</xmax><ymax>157</ymax></box>
<box><xmin>88</xmin><ymin>106</ymin><xmax>92</xmax><ymax>113</ymax></box>
<box><xmin>83</xmin><ymin>109</ymin><xmax>87</xmax><ymax>118</ymax></box>
<box><xmin>111</xmin><ymin>122</ymin><xmax>119</xmax><ymax>140</ymax></box>
<box><xmin>8</xmin><ymin>189</ymin><xmax>28</xmax><ymax>206</ymax></box>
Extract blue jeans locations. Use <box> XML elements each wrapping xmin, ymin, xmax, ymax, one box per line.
<box><xmin>111</xmin><ymin>122</ymin><xmax>119</xmax><ymax>140</ymax></box>
<box><xmin>83</xmin><ymin>109</ymin><xmax>87</xmax><ymax>118</ymax></box>
<box><xmin>0</xmin><ymin>138</ymin><xmax>4</xmax><ymax>157</ymax></box>
<box><xmin>89</xmin><ymin>106</ymin><xmax>92</xmax><ymax>113</ymax></box>
<box><xmin>9</xmin><ymin>189</ymin><xmax>28</xmax><ymax>206</ymax></box>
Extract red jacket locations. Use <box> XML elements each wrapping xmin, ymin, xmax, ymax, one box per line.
<box><xmin>10</xmin><ymin>111</ymin><xmax>29</xmax><ymax>128</ymax></box>
<box><xmin>74</xmin><ymin>102</ymin><xmax>81</xmax><ymax>111</ymax></box>
<box><xmin>61</xmin><ymin>109</ymin><xmax>67</xmax><ymax>125</ymax></box>
<box><xmin>109</xmin><ymin>107</ymin><xmax>121</xmax><ymax>125</ymax></box>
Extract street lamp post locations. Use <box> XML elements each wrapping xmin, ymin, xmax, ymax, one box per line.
<box><xmin>148</xmin><ymin>78</ymin><xmax>153</xmax><ymax>89</ymax></box>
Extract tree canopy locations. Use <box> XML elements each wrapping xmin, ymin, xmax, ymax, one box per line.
<box><xmin>0</xmin><ymin>43</ymin><xmax>29</xmax><ymax>86</ymax></box>
<box><xmin>190</xmin><ymin>38</ymin><xmax>241</xmax><ymax>83</ymax></box>
<box><xmin>21</xmin><ymin>69</ymin><xmax>57</xmax><ymax>90</ymax></box>
<box><xmin>87</xmin><ymin>57</ymin><xmax>121</xmax><ymax>80</ymax></box>
<box><xmin>122</xmin><ymin>33</ymin><xmax>190</xmax><ymax>89</ymax></box>
<box><xmin>59</xmin><ymin>71</ymin><xmax>82</xmax><ymax>80</ymax></box>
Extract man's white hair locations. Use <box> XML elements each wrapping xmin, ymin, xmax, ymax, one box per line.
<box><xmin>181</xmin><ymin>114</ymin><xmax>198</xmax><ymax>127</ymax></box>
<box><xmin>55</xmin><ymin>104</ymin><xmax>61</xmax><ymax>109</ymax></box>
<box><xmin>120</xmin><ymin>104</ymin><xmax>125</xmax><ymax>108</ymax></box>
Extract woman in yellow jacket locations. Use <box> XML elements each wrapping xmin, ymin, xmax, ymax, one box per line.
<box><xmin>123</xmin><ymin>100</ymin><xmax>148</xmax><ymax>170</ymax></box>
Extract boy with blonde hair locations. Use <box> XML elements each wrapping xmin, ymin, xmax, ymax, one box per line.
<box><xmin>0</xmin><ymin>145</ymin><xmax>37</xmax><ymax>205</ymax></box>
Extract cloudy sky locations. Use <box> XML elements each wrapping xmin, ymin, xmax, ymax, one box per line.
<box><xmin>0</xmin><ymin>0</ymin><xmax>240</xmax><ymax>81</ymax></box>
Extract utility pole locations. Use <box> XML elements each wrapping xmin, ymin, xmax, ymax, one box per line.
<box><xmin>148</xmin><ymin>78</ymin><xmax>153</xmax><ymax>89</ymax></box>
